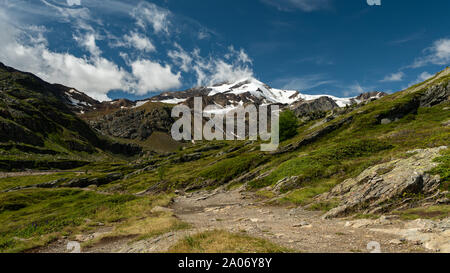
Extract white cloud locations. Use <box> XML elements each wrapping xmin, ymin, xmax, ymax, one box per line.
<box><xmin>168</xmin><ymin>44</ymin><xmax>193</xmax><ymax>72</ymax></box>
<box><xmin>123</xmin><ymin>32</ymin><xmax>155</xmax><ymax>52</ymax></box>
<box><xmin>407</xmin><ymin>71</ymin><xmax>433</xmax><ymax>87</ymax></box>
<box><xmin>131</xmin><ymin>2</ymin><xmax>170</xmax><ymax>34</ymax></box>
<box><xmin>0</xmin><ymin>10</ymin><xmax>181</xmax><ymax>101</ymax></box>
<box><xmin>417</xmin><ymin>71</ymin><xmax>433</xmax><ymax>82</ymax></box>
<box><xmin>42</xmin><ymin>0</ymin><xmax>91</xmax><ymax>22</ymax></box>
<box><xmin>168</xmin><ymin>45</ymin><xmax>254</xmax><ymax>86</ymax></box>
<box><xmin>412</xmin><ymin>38</ymin><xmax>450</xmax><ymax>68</ymax></box>
<box><xmin>73</xmin><ymin>32</ymin><xmax>101</xmax><ymax>57</ymax></box>
<box><xmin>130</xmin><ymin>59</ymin><xmax>181</xmax><ymax>95</ymax></box>
<box><xmin>67</xmin><ymin>0</ymin><xmax>81</xmax><ymax>6</ymax></box>
<box><xmin>343</xmin><ymin>82</ymin><xmax>374</xmax><ymax>97</ymax></box>
<box><xmin>260</xmin><ymin>0</ymin><xmax>332</xmax><ymax>12</ymax></box>
<box><xmin>1</xmin><ymin>42</ymin><xmax>127</xmax><ymax>101</ymax></box>
<box><xmin>192</xmin><ymin>48</ymin><xmax>253</xmax><ymax>86</ymax></box>
<box><xmin>0</xmin><ymin>1</ymin><xmax>257</xmax><ymax>100</ymax></box>
<box><xmin>380</xmin><ymin>71</ymin><xmax>404</xmax><ymax>82</ymax></box>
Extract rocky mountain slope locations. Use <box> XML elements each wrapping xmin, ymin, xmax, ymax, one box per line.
<box><xmin>0</xmin><ymin>62</ymin><xmax>141</xmax><ymax>170</ymax></box>
<box><xmin>75</xmin><ymin>77</ymin><xmax>386</xmax><ymax>148</ymax></box>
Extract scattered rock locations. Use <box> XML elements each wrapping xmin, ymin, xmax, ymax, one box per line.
<box><xmin>371</xmin><ymin>217</ymin><xmax>450</xmax><ymax>253</ymax></box>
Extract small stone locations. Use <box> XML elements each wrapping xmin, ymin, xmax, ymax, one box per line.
<box><xmin>389</xmin><ymin>239</ymin><xmax>402</xmax><ymax>245</ymax></box>
<box><xmin>293</xmin><ymin>221</ymin><xmax>309</xmax><ymax>227</ymax></box>
<box><xmin>380</xmin><ymin>118</ymin><xmax>392</xmax><ymax>125</ymax></box>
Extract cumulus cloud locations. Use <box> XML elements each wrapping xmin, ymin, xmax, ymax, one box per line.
<box><xmin>380</xmin><ymin>71</ymin><xmax>404</xmax><ymax>82</ymax></box>
<box><xmin>260</xmin><ymin>0</ymin><xmax>332</xmax><ymax>12</ymax></box>
<box><xmin>130</xmin><ymin>59</ymin><xmax>181</xmax><ymax>95</ymax></box>
<box><xmin>412</xmin><ymin>38</ymin><xmax>450</xmax><ymax>68</ymax></box>
<box><xmin>131</xmin><ymin>2</ymin><xmax>170</xmax><ymax>34</ymax></box>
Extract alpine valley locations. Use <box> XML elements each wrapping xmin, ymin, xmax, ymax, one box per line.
<box><xmin>0</xmin><ymin>62</ymin><xmax>449</xmax><ymax>253</ymax></box>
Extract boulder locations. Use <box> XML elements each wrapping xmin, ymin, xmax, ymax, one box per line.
<box><xmin>322</xmin><ymin>146</ymin><xmax>447</xmax><ymax>219</ymax></box>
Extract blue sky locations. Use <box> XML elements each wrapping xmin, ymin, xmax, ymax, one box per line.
<box><xmin>0</xmin><ymin>0</ymin><xmax>449</xmax><ymax>101</ymax></box>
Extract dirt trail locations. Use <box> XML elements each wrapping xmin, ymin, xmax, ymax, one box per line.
<box><xmin>35</xmin><ymin>187</ymin><xmax>433</xmax><ymax>253</ymax></box>
<box><xmin>167</xmin><ymin>187</ymin><xmax>430</xmax><ymax>253</ymax></box>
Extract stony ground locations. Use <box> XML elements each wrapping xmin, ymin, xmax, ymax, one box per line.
<box><xmin>34</xmin><ymin>185</ymin><xmax>450</xmax><ymax>253</ymax></box>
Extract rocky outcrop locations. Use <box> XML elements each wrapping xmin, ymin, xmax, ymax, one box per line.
<box><xmin>90</xmin><ymin>104</ymin><xmax>174</xmax><ymax>141</ymax></box>
<box><xmin>321</xmin><ymin>146</ymin><xmax>448</xmax><ymax>219</ymax></box>
<box><xmin>377</xmin><ymin>81</ymin><xmax>449</xmax><ymax>125</ymax></box>
<box><xmin>419</xmin><ymin>81</ymin><xmax>449</xmax><ymax>107</ymax></box>
<box><xmin>290</xmin><ymin>96</ymin><xmax>339</xmax><ymax>119</ymax></box>
<box><xmin>355</xmin><ymin>91</ymin><xmax>387</xmax><ymax>102</ymax></box>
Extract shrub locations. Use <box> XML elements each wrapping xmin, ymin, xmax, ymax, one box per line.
<box><xmin>279</xmin><ymin>109</ymin><xmax>298</xmax><ymax>142</ymax></box>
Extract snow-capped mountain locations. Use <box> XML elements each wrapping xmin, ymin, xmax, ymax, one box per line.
<box><xmin>150</xmin><ymin>77</ymin><xmax>386</xmax><ymax>112</ymax></box>
<box><xmin>60</xmin><ymin>77</ymin><xmax>386</xmax><ymax>117</ymax></box>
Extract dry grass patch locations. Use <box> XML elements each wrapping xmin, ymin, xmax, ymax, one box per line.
<box><xmin>167</xmin><ymin>230</ymin><xmax>292</xmax><ymax>253</ymax></box>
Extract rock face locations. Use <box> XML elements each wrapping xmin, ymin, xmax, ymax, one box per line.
<box><xmin>322</xmin><ymin>146</ymin><xmax>447</xmax><ymax>219</ymax></box>
<box><xmin>290</xmin><ymin>96</ymin><xmax>339</xmax><ymax>118</ymax></box>
<box><xmin>355</xmin><ymin>91</ymin><xmax>387</xmax><ymax>102</ymax></box>
<box><xmin>89</xmin><ymin>103</ymin><xmax>173</xmax><ymax>141</ymax></box>
<box><xmin>419</xmin><ymin>81</ymin><xmax>449</xmax><ymax>107</ymax></box>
